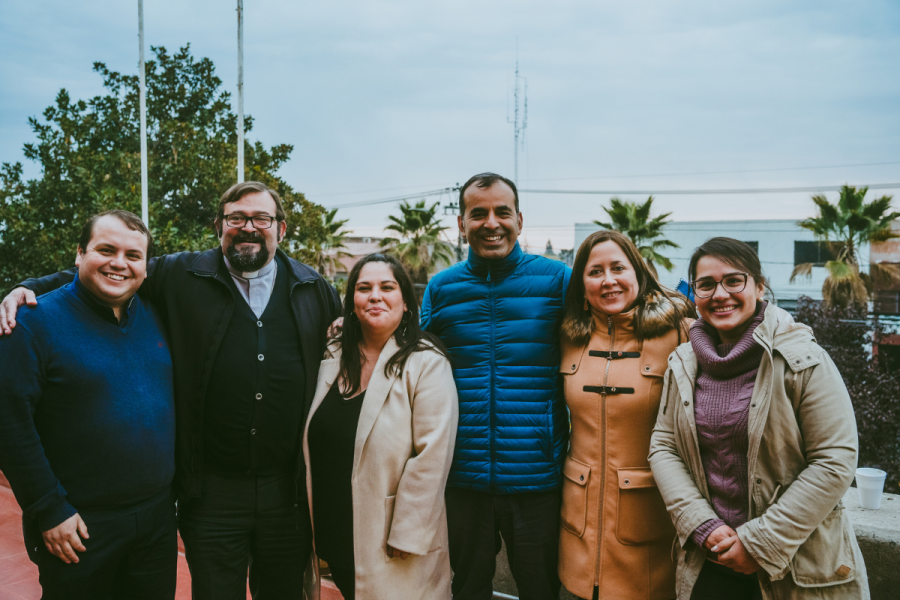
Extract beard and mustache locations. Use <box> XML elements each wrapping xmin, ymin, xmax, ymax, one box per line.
<box><xmin>225</xmin><ymin>231</ymin><xmax>272</xmax><ymax>272</ymax></box>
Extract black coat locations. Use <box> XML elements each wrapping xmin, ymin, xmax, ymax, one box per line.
<box><xmin>21</xmin><ymin>248</ymin><xmax>342</xmax><ymax>502</ymax></box>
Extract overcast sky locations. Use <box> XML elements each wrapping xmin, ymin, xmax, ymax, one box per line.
<box><xmin>2</xmin><ymin>0</ymin><xmax>899</xmax><ymax>251</ymax></box>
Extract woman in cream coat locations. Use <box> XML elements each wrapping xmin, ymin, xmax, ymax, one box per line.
<box><xmin>303</xmin><ymin>253</ymin><xmax>458</xmax><ymax>600</ymax></box>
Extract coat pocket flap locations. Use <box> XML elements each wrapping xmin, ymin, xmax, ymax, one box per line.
<box><xmin>563</xmin><ymin>457</ymin><xmax>591</xmax><ymax>486</ymax></box>
<box><xmin>618</xmin><ymin>467</ymin><xmax>657</xmax><ymax>489</ymax></box>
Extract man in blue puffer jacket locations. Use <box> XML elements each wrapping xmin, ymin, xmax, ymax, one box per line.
<box><xmin>421</xmin><ymin>172</ymin><xmax>570</xmax><ymax>600</ymax></box>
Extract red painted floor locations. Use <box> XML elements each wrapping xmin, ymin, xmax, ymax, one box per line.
<box><xmin>0</xmin><ymin>476</ymin><xmax>342</xmax><ymax>599</ymax></box>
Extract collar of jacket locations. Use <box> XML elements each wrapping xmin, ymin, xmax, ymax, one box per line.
<box><xmin>466</xmin><ymin>241</ymin><xmax>523</xmax><ymax>279</ymax></box>
<box><xmin>186</xmin><ymin>247</ymin><xmax>319</xmax><ymax>284</ymax></box>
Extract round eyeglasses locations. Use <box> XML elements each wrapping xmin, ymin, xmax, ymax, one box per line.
<box><xmin>223</xmin><ymin>214</ymin><xmax>277</xmax><ymax>229</ymax></box>
<box><xmin>690</xmin><ymin>273</ymin><xmax>749</xmax><ymax>298</ymax></box>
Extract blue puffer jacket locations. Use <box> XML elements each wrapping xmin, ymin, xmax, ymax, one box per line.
<box><xmin>421</xmin><ymin>243</ymin><xmax>570</xmax><ymax>494</ymax></box>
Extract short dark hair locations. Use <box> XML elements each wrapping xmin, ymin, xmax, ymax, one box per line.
<box><xmin>215</xmin><ymin>181</ymin><xmax>286</xmax><ymax>233</ymax></box>
<box><xmin>78</xmin><ymin>210</ymin><xmax>153</xmax><ymax>258</ymax></box>
<box><xmin>458</xmin><ymin>172</ymin><xmax>519</xmax><ymax>215</ymax></box>
<box><xmin>688</xmin><ymin>237</ymin><xmax>769</xmax><ymax>290</ymax></box>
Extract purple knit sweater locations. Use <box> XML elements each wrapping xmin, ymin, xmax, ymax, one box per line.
<box><xmin>689</xmin><ymin>302</ymin><xmax>768</xmax><ymax>547</ymax></box>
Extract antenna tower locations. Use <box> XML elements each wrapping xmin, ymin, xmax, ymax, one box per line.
<box><xmin>508</xmin><ymin>54</ymin><xmax>528</xmax><ymax>184</ymax></box>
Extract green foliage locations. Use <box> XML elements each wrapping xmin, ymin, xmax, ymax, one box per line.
<box><xmin>794</xmin><ymin>297</ymin><xmax>900</xmax><ymax>490</ymax></box>
<box><xmin>791</xmin><ymin>185</ymin><xmax>900</xmax><ymax>308</ymax></box>
<box><xmin>306</xmin><ymin>208</ymin><xmax>352</xmax><ymax>278</ymax></box>
<box><xmin>594</xmin><ymin>196</ymin><xmax>679</xmax><ymax>275</ymax></box>
<box><xmin>0</xmin><ymin>44</ymin><xmax>327</xmax><ymax>289</ymax></box>
<box><xmin>380</xmin><ymin>200</ymin><xmax>455</xmax><ymax>284</ymax></box>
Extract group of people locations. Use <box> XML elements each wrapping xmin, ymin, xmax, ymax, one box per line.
<box><xmin>0</xmin><ymin>172</ymin><xmax>870</xmax><ymax>600</ymax></box>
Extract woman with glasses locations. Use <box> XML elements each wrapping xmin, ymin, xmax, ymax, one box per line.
<box><xmin>303</xmin><ymin>254</ymin><xmax>458</xmax><ymax>599</ymax></box>
<box><xmin>558</xmin><ymin>230</ymin><xmax>695</xmax><ymax>600</ymax></box>
<box><xmin>649</xmin><ymin>237</ymin><xmax>869</xmax><ymax>600</ymax></box>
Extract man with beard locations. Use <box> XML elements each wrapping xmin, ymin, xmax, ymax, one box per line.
<box><xmin>0</xmin><ymin>182</ymin><xmax>342</xmax><ymax>600</ymax></box>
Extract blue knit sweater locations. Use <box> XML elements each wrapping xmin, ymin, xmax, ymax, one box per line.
<box><xmin>0</xmin><ymin>279</ymin><xmax>175</xmax><ymax>530</ymax></box>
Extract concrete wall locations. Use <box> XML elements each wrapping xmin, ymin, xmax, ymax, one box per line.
<box><xmin>492</xmin><ymin>489</ymin><xmax>900</xmax><ymax>599</ymax></box>
<box><xmin>573</xmin><ymin>220</ymin><xmax>874</xmax><ymax>310</ymax></box>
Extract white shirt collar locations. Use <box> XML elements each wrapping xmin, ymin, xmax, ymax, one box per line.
<box><xmin>222</xmin><ymin>254</ymin><xmax>277</xmax><ymax>280</ymax></box>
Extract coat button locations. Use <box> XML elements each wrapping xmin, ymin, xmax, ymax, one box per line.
<box><xmin>611</xmin><ymin>387</ymin><xmax>617</xmax><ymax>392</ymax></box>
<box><xmin>251</xmin><ymin>429</ymin><xmax>257</xmax><ymax>435</ymax></box>
<box><xmin>580</xmin><ymin>475</ymin><xmax>584</xmax><ymax>481</ymax></box>
<box><xmin>756</xmin><ymin>478</ymin><xmax>762</xmax><ymax>484</ymax></box>
<box><xmin>624</xmin><ymin>479</ymin><xmax>630</xmax><ymax>486</ymax></box>
<box><xmin>256</xmin><ymin>393</ymin><xmax>263</xmax><ymax>400</ymax></box>
<box><xmin>571</xmin><ymin>364</ymin><xmax>576</xmax><ymax>370</ymax></box>
<box><xmin>257</xmin><ymin>321</ymin><xmax>263</xmax><ymax>327</ymax></box>
<box><xmin>684</xmin><ymin>401</ymin><xmax>689</xmax><ymax>406</ymax></box>
<box><xmin>645</xmin><ymin>366</ymin><xmax>651</xmax><ymax>371</ymax></box>
<box><xmin>258</xmin><ymin>354</ymin><xmax>264</xmax><ymax>361</ymax></box>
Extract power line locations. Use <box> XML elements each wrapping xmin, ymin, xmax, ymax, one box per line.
<box><xmin>519</xmin><ymin>183</ymin><xmax>900</xmax><ymax>196</ymax></box>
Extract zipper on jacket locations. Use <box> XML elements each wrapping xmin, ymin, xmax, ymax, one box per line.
<box><xmin>488</xmin><ymin>265</ymin><xmax>496</xmax><ymax>491</ymax></box>
<box><xmin>594</xmin><ymin>315</ymin><xmax>614</xmax><ymax>586</ymax></box>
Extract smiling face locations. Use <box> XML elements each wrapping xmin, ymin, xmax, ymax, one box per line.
<box><xmin>694</xmin><ymin>255</ymin><xmax>765</xmax><ymax>344</ymax></box>
<box><xmin>583</xmin><ymin>240</ymin><xmax>640</xmax><ymax>315</ymax></box>
<box><xmin>218</xmin><ymin>190</ymin><xmax>287</xmax><ymax>272</ymax></box>
<box><xmin>75</xmin><ymin>215</ymin><xmax>149</xmax><ymax>315</ymax></box>
<box><xmin>458</xmin><ymin>181</ymin><xmax>523</xmax><ymax>261</ymax></box>
<box><xmin>353</xmin><ymin>261</ymin><xmax>408</xmax><ymax>338</ymax></box>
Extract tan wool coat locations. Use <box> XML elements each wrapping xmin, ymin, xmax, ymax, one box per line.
<box><xmin>649</xmin><ymin>305</ymin><xmax>869</xmax><ymax>600</ymax></box>
<box><xmin>302</xmin><ymin>338</ymin><xmax>458</xmax><ymax>600</ymax></box>
<box><xmin>559</xmin><ymin>304</ymin><xmax>689</xmax><ymax>600</ymax></box>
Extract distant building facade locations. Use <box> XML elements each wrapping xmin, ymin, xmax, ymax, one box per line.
<box><xmin>574</xmin><ymin>219</ymin><xmax>873</xmax><ymax>312</ymax></box>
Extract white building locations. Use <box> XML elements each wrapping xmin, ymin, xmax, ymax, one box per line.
<box><xmin>574</xmin><ymin>219</ymin><xmax>871</xmax><ymax>311</ymax></box>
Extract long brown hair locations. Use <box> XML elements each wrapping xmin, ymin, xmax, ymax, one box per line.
<box><xmin>562</xmin><ymin>230</ymin><xmax>695</xmax><ymax>344</ymax></box>
<box><xmin>337</xmin><ymin>253</ymin><xmax>447</xmax><ymax>396</ymax></box>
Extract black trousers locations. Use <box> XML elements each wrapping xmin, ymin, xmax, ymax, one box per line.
<box><xmin>446</xmin><ymin>487</ymin><xmax>561</xmax><ymax>600</ymax></box>
<box><xmin>690</xmin><ymin>560</ymin><xmax>763</xmax><ymax>600</ymax></box>
<box><xmin>178</xmin><ymin>470</ymin><xmax>312</xmax><ymax>600</ymax></box>
<box><xmin>23</xmin><ymin>491</ymin><xmax>177</xmax><ymax>600</ymax></box>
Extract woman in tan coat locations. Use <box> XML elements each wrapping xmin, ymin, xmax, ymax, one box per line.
<box><xmin>649</xmin><ymin>237</ymin><xmax>868</xmax><ymax>599</ymax></box>
<box><xmin>303</xmin><ymin>253</ymin><xmax>458</xmax><ymax>600</ymax></box>
<box><xmin>559</xmin><ymin>230</ymin><xmax>694</xmax><ymax>600</ymax></box>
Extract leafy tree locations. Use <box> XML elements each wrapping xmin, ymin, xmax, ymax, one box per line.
<box><xmin>790</xmin><ymin>185</ymin><xmax>900</xmax><ymax>308</ymax></box>
<box><xmin>312</xmin><ymin>208</ymin><xmax>352</xmax><ymax>278</ymax></box>
<box><xmin>0</xmin><ymin>44</ymin><xmax>327</xmax><ymax>289</ymax></box>
<box><xmin>794</xmin><ymin>297</ymin><xmax>900</xmax><ymax>490</ymax></box>
<box><xmin>379</xmin><ymin>200</ymin><xmax>455</xmax><ymax>285</ymax></box>
<box><xmin>594</xmin><ymin>196</ymin><xmax>679</xmax><ymax>275</ymax></box>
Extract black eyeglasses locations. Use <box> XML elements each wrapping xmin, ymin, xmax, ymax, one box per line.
<box><xmin>690</xmin><ymin>273</ymin><xmax>749</xmax><ymax>298</ymax></box>
<box><xmin>223</xmin><ymin>214</ymin><xmax>277</xmax><ymax>229</ymax></box>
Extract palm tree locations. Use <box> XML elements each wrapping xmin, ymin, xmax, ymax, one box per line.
<box><xmin>594</xmin><ymin>196</ymin><xmax>679</xmax><ymax>276</ymax></box>
<box><xmin>316</xmin><ymin>208</ymin><xmax>353</xmax><ymax>278</ymax></box>
<box><xmin>380</xmin><ymin>200</ymin><xmax>456</xmax><ymax>285</ymax></box>
<box><xmin>790</xmin><ymin>185</ymin><xmax>900</xmax><ymax>308</ymax></box>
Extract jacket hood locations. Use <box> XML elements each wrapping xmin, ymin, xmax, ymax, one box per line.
<box><xmin>570</xmin><ymin>289</ymin><xmax>691</xmax><ymax>346</ymax></box>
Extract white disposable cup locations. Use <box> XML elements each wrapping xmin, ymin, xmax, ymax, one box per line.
<box><xmin>856</xmin><ymin>468</ymin><xmax>887</xmax><ymax>510</ymax></box>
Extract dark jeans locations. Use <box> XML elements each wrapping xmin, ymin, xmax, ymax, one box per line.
<box><xmin>23</xmin><ymin>491</ymin><xmax>177</xmax><ymax>600</ymax></box>
<box><xmin>178</xmin><ymin>470</ymin><xmax>312</xmax><ymax>600</ymax></box>
<box><xmin>446</xmin><ymin>487</ymin><xmax>561</xmax><ymax>600</ymax></box>
<box><xmin>691</xmin><ymin>560</ymin><xmax>763</xmax><ymax>600</ymax></box>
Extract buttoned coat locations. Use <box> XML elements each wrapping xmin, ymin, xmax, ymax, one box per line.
<box><xmin>302</xmin><ymin>337</ymin><xmax>458</xmax><ymax>600</ymax></box>
<box><xmin>649</xmin><ymin>305</ymin><xmax>869</xmax><ymax>599</ymax></box>
<box><xmin>559</xmin><ymin>304</ymin><xmax>689</xmax><ymax>600</ymax></box>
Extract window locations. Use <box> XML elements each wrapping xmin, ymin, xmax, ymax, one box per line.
<box><xmin>794</xmin><ymin>241</ymin><xmax>840</xmax><ymax>267</ymax></box>
<box><xmin>742</xmin><ymin>241</ymin><xmax>758</xmax><ymax>254</ymax></box>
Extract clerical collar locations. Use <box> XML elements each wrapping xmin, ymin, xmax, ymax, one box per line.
<box><xmin>223</xmin><ymin>254</ymin><xmax>277</xmax><ymax>280</ymax></box>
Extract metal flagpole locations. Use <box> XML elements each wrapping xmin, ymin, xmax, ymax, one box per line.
<box><xmin>236</xmin><ymin>0</ymin><xmax>244</xmax><ymax>183</ymax></box>
<box><xmin>138</xmin><ymin>0</ymin><xmax>149</xmax><ymax>224</ymax></box>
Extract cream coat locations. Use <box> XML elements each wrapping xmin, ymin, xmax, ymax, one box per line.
<box><xmin>303</xmin><ymin>338</ymin><xmax>458</xmax><ymax>600</ymax></box>
<box><xmin>649</xmin><ymin>305</ymin><xmax>869</xmax><ymax>599</ymax></box>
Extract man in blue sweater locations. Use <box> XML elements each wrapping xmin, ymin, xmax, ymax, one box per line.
<box><xmin>0</xmin><ymin>210</ymin><xmax>175</xmax><ymax>599</ymax></box>
<box><xmin>421</xmin><ymin>173</ymin><xmax>570</xmax><ymax>600</ymax></box>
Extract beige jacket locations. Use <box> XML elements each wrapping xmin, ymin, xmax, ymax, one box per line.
<box><xmin>649</xmin><ymin>305</ymin><xmax>869</xmax><ymax>599</ymax></box>
<box><xmin>302</xmin><ymin>338</ymin><xmax>458</xmax><ymax>600</ymax></box>
<box><xmin>558</xmin><ymin>308</ymin><xmax>687</xmax><ymax>600</ymax></box>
